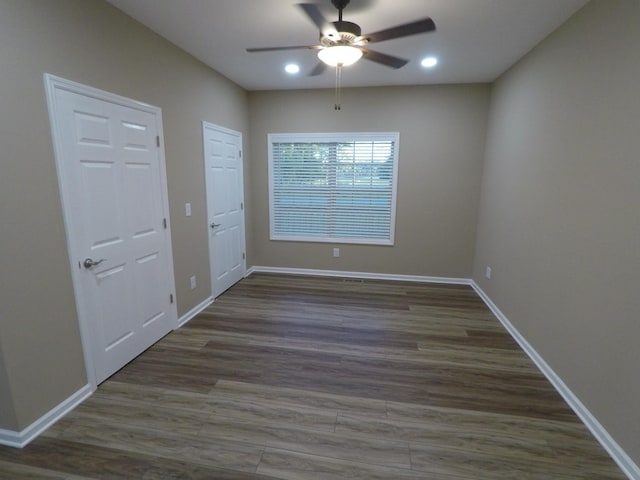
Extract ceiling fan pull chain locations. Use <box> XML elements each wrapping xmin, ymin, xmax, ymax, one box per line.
<box><xmin>335</xmin><ymin>64</ymin><xmax>342</xmax><ymax>111</ymax></box>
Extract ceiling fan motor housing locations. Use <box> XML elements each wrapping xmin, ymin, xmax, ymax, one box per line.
<box><xmin>323</xmin><ymin>20</ymin><xmax>362</xmax><ymax>45</ymax></box>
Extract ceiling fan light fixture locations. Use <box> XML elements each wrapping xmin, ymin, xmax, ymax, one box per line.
<box><xmin>317</xmin><ymin>45</ymin><xmax>363</xmax><ymax>67</ymax></box>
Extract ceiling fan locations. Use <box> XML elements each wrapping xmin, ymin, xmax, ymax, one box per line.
<box><xmin>246</xmin><ymin>0</ymin><xmax>436</xmax><ymax>76</ymax></box>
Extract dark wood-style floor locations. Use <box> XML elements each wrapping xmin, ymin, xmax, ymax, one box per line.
<box><xmin>0</xmin><ymin>273</ymin><xmax>626</xmax><ymax>479</ymax></box>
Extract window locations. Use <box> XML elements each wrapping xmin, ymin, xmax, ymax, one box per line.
<box><xmin>268</xmin><ymin>132</ymin><xmax>399</xmax><ymax>245</ymax></box>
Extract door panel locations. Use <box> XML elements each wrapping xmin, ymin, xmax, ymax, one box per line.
<box><xmin>203</xmin><ymin>123</ymin><xmax>246</xmax><ymax>298</ymax></box>
<box><xmin>47</xmin><ymin>76</ymin><xmax>176</xmax><ymax>385</ymax></box>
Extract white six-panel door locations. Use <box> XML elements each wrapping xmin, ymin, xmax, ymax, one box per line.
<box><xmin>46</xmin><ymin>75</ymin><xmax>176</xmax><ymax>385</ymax></box>
<box><xmin>203</xmin><ymin>123</ymin><xmax>246</xmax><ymax>298</ymax></box>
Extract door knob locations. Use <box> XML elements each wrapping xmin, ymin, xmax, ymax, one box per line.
<box><xmin>210</xmin><ymin>223</ymin><xmax>221</xmax><ymax>229</ymax></box>
<box><xmin>83</xmin><ymin>258</ymin><xmax>106</xmax><ymax>269</ymax></box>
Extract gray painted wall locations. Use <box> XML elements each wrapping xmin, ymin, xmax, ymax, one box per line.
<box><xmin>473</xmin><ymin>0</ymin><xmax>640</xmax><ymax>463</ymax></box>
<box><xmin>0</xmin><ymin>344</ymin><xmax>17</xmax><ymax>429</ymax></box>
<box><xmin>249</xmin><ymin>85</ymin><xmax>490</xmax><ymax>277</ymax></box>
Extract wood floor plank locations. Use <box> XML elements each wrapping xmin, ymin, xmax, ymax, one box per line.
<box><xmin>94</xmin><ymin>379</ymin><xmax>339</xmax><ymax>432</ymax></box>
<box><xmin>385</xmin><ymin>399</ymin><xmax>588</xmax><ymax>433</ymax></box>
<box><xmin>70</xmin><ymin>394</ymin><xmax>210</xmax><ymax>435</ymax></box>
<box><xmin>0</xmin><ymin>436</ymin><xmax>276</xmax><ymax>480</ymax></box>
<box><xmin>182</xmin><ymin>327</ymin><xmax>536</xmax><ymax>373</ymax></box>
<box><xmin>57</xmin><ymin>418</ymin><xmax>265</xmax><ymax>474</ymax></box>
<box><xmin>0</xmin><ymin>273</ymin><xmax>626</xmax><ymax>479</ymax></box>
<box><xmin>211</xmin><ymin>380</ymin><xmax>388</xmax><ymax>417</ymax></box>
<box><xmin>199</xmin><ymin>417</ymin><xmax>412</xmax><ymax>469</ymax></box>
<box><xmin>0</xmin><ymin>459</ymin><xmax>94</xmax><ymax>479</ymax></box>
<box><xmin>409</xmin><ymin>442</ymin><xmax>625</xmax><ymax>480</ymax></box>
<box><xmin>206</xmin><ymin>395</ymin><xmax>339</xmax><ymax>432</ymax></box>
<box><xmin>257</xmin><ymin>448</ymin><xmax>456</xmax><ymax>480</ymax></box>
<box><xmin>335</xmin><ymin>413</ymin><xmax>555</xmax><ymax>458</ymax></box>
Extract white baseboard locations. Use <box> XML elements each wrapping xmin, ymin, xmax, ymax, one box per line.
<box><xmin>247</xmin><ymin>265</ymin><xmax>471</xmax><ymax>285</ymax></box>
<box><xmin>177</xmin><ymin>295</ymin><xmax>214</xmax><ymax>328</ymax></box>
<box><xmin>471</xmin><ymin>281</ymin><xmax>639</xmax><ymax>480</ymax></box>
<box><xmin>0</xmin><ymin>383</ymin><xmax>92</xmax><ymax>448</ymax></box>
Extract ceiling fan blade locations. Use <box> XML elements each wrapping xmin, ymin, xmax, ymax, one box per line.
<box><xmin>246</xmin><ymin>45</ymin><xmax>319</xmax><ymax>52</ymax></box>
<box><xmin>309</xmin><ymin>62</ymin><xmax>328</xmax><ymax>76</ymax></box>
<box><xmin>297</xmin><ymin>3</ymin><xmax>338</xmax><ymax>37</ymax></box>
<box><xmin>360</xmin><ymin>48</ymin><xmax>409</xmax><ymax>69</ymax></box>
<box><xmin>364</xmin><ymin>17</ymin><xmax>435</xmax><ymax>44</ymax></box>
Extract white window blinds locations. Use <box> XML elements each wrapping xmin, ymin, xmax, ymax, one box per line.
<box><xmin>268</xmin><ymin>132</ymin><xmax>399</xmax><ymax>245</ymax></box>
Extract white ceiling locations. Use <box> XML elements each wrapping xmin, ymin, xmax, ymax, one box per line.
<box><xmin>105</xmin><ymin>0</ymin><xmax>588</xmax><ymax>91</ymax></box>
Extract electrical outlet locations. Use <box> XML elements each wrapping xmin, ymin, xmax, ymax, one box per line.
<box><xmin>485</xmin><ymin>266</ymin><xmax>492</xmax><ymax>279</ymax></box>
<box><xmin>190</xmin><ymin>275</ymin><xmax>196</xmax><ymax>289</ymax></box>
<box><xmin>185</xmin><ymin>203</ymin><xmax>192</xmax><ymax>217</ymax></box>
<box><xmin>333</xmin><ymin>247</ymin><xmax>340</xmax><ymax>258</ymax></box>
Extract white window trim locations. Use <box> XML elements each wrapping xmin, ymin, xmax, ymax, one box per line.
<box><xmin>268</xmin><ymin>132</ymin><xmax>399</xmax><ymax>246</ymax></box>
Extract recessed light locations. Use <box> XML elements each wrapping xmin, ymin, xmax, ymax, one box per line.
<box><xmin>421</xmin><ymin>57</ymin><xmax>438</xmax><ymax>68</ymax></box>
<box><xmin>285</xmin><ymin>63</ymin><xmax>300</xmax><ymax>74</ymax></box>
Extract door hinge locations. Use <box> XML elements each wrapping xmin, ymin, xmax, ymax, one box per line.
<box><xmin>170</xmin><ymin>293</ymin><xmax>174</xmax><ymax>304</ymax></box>
<box><xmin>238</xmin><ymin>150</ymin><xmax>242</xmax><ymax>158</ymax></box>
<box><xmin>240</xmin><ymin>202</ymin><xmax>243</xmax><ymax>210</ymax></box>
<box><xmin>242</xmin><ymin>252</ymin><xmax>246</xmax><ymax>260</ymax></box>
<box><xmin>163</xmin><ymin>218</ymin><xmax>167</xmax><ymax>229</ymax></box>
<box><xmin>156</xmin><ymin>136</ymin><xmax>160</xmax><ymax>147</ymax></box>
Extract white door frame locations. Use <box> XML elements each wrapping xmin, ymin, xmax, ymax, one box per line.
<box><xmin>44</xmin><ymin>74</ymin><xmax>178</xmax><ymax>389</ymax></box>
<box><xmin>202</xmin><ymin>121</ymin><xmax>247</xmax><ymax>298</ymax></box>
